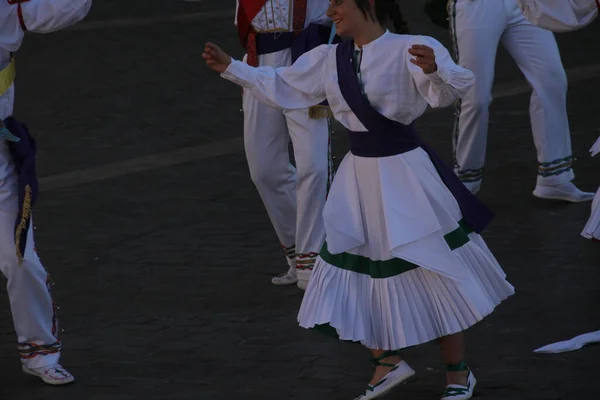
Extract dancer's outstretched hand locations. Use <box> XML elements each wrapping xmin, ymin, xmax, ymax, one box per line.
<box><xmin>203</xmin><ymin>42</ymin><xmax>232</xmax><ymax>73</ymax></box>
<box><xmin>408</xmin><ymin>45</ymin><xmax>438</xmax><ymax>74</ymax></box>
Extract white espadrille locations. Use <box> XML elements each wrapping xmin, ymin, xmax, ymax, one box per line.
<box><xmin>22</xmin><ymin>364</ymin><xmax>75</xmax><ymax>385</ymax></box>
<box><xmin>441</xmin><ymin>370</ymin><xmax>476</xmax><ymax>400</ymax></box>
<box><xmin>355</xmin><ymin>351</ymin><xmax>415</xmax><ymax>400</ymax></box>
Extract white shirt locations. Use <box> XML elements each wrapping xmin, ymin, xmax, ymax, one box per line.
<box><xmin>517</xmin><ymin>0</ymin><xmax>598</xmax><ymax>31</ymax></box>
<box><xmin>222</xmin><ymin>31</ymin><xmax>474</xmax><ymax>132</ymax></box>
<box><xmin>0</xmin><ymin>0</ymin><xmax>92</xmax><ymax>119</ymax></box>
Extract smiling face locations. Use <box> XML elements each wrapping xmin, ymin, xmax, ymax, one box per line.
<box><xmin>327</xmin><ymin>0</ymin><xmax>373</xmax><ymax>38</ymax></box>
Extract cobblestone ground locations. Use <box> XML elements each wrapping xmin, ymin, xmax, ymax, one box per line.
<box><xmin>0</xmin><ymin>1</ymin><xmax>598</xmax><ymax>399</ymax></box>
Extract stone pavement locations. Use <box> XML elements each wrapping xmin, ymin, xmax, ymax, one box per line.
<box><xmin>0</xmin><ymin>1</ymin><xmax>598</xmax><ymax>399</ymax></box>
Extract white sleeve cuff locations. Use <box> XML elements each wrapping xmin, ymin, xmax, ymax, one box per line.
<box><xmin>426</xmin><ymin>69</ymin><xmax>446</xmax><ymax>86</ymax></box>
<box><xmin>221</xmin><ymin>59</ymin><xmax>255</xmax><ymax>88</ymax></box>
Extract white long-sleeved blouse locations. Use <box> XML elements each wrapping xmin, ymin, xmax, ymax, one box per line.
<box><xmin>222</xmin><ymin>31</ymin><xmax>474</xmax><ymax>132</ymax></box>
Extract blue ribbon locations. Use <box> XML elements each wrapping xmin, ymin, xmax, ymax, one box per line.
<box><xmin>0</xmin><ymin>125</ymin><xmax>21</xmax><ymax>142</ymax></box>
<box><xmin>328</xmin><ymin>24</ymin><xmax>337</xmax><ymax>45</ymax></box>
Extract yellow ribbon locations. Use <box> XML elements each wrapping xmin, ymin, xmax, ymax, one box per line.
<box><xmin>0</xmin><ymin>58</ymin><xmax>16</xmax><ymax>96</ymax></box>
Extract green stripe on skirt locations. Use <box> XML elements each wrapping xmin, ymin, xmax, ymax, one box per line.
<box><xmin>319</xmin><ymin>219</ymin><xmax>473</xmax><ymax>279</ymax></box>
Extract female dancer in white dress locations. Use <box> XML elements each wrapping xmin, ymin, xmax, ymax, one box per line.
<box><xmin>204</xmin><ymin>0</ymin><xmax>514</xmax><ymax>399</ymax></box>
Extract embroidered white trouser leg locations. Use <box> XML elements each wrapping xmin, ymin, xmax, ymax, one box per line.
<box><xmin>0</xmin><ymin>140</ymin><xmax>60</xmax><ymax>369</ymax></box>
<box><xmin>243</xmin><ymin>90</ymin><xmax>297</xmax><ymax>262</ymax></box>
<box><xmin>242</xmin><ymin>49</ymin><xmax>330</xmax><ymax>273</ymax></box>
<box><xmin>450</xmin><ymin>0</ymin><xmax>574</xmax><ymax>190</ymax></box>
<box><xmin>501</xmin><ymin>1</ymin><xmax>573</xmax><ymax>185</ymax></box>
<box><xmin>284</xmin><ymin>107</ymin><xmax>329</xmax><ymax>273</ymax></box>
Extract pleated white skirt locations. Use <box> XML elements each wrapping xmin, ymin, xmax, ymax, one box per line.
<box><xmin>297</xmin><ymin>148</ymin><xmax>515</xmax><ymax>350</ymax></box>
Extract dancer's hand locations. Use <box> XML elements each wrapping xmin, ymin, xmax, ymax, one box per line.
<box><xmin>203</xmin><ymin>42</ymin><xmax>232</xmax><ymax>73</ymax></box>
<box><xmin>408</xmin><ymin>45</ymin><xmax>438</xmax><ymax>74</ymax></box>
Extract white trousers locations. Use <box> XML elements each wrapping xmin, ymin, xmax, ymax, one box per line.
<box><xmin>449</xmin><ymin>0</ymin><xmax>575</xmax><ymax>189</ymax></box>
<box><xmin>243</xmin><ymin>49</ymin><xmax>331</xmax><ymax>273</ymax></box>
<box><xmin>0</xmin><ymin>140</ymin><xmax>61</xmax><ymax>369</ymax></box>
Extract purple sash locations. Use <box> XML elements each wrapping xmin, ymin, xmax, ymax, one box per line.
<box><xmin>5</xmin><ymin>117</ymin><xmax>39</xmax><ymax>262</ymax></box>
<box><xmin>335</xmin><ymin>40</ymin><xmax>493</xmax><ymax>234</ymax></box>
<box><xmin>257</xmin><ymin>23</ymin><xmax>338</xmax><ymax>60</ymax></box>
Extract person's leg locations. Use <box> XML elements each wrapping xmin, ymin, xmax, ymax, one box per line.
<box><xmin>0</xmin><ymin>141</ymin><xmax>72</xmax><ymax>385</ymax></box>
<box><xmin>449</xmin><ymin>0</ymin><xmax>507</xmax><ymax>194</ymax></box>
<box><xmin>285</xmin><ymin>108</ymin><xmax>331</xmax><ymax>290</ymax></box>
<box><xmin>439</xmin><ymin>332</ymin><xmax>476</xmax><ymax>400</ymax></box>
<box><xmin>243</xmin><ymin>89</ymin><xmax>299</xmax><ymax>284</ymax></box>
<box><xmin>439</xmin><ymin>332</ymin><xmax>467</xmax><ymax>385</ymax></box>
<box><xmin>501</xmin><ymin>0</ymin><xmax>593</xmax><ymax>202</ymax></box>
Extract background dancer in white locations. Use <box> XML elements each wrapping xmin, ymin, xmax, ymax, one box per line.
<box><xmin>504</xmin><ymin>0</ymin><xmax>600</xmax><ymax>353</ymax></box>
<box><xmin>0</xmin><ymin>0</ymin><xmax>92</xmax><ymax>385</ymax></box>
<box><xmin>517</xmin><ymin>0</ymin><xmax>600</xmax><ymax>354</ymax></box>
<box><xmin>236</xmin><ymin>0</ymin><xmax>333</xmax><ymax>290</ymax></box>
<box><xmin>515</xmin><ymin>0</ymin><xmax>600</xmax><ymax>240</ymax></box>
<box><xmin>444</xmin><ymin>0</ymin><xmax>594</xmax><ymax>202</ymax></box>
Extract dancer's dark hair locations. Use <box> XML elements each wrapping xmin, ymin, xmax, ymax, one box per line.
<box><xmin>353</xmin><ymin>0</ymin><xmax>409</xmax><ymax>34</ymax></box>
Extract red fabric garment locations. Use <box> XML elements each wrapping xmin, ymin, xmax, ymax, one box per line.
<box><xmin>7</xmin><ymin>0</ymin><xmax>30</xmax><ymax>31</ymax></box>
<box><xmin>293</xmin><ymin>0</ymin><xmax>308</xmax><ymax>33</ymax></box>
<box><xmin>239</xmin><ymin>0</ymin><xmax>308</xmax><ymax>67</ymax></box>
<box><xmin>236</xmin><ymin>0</ymin><xmax>268</xmax><ymax>50</ymax></box>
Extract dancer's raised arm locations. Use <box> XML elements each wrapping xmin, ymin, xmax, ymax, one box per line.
<box><xmin>204</xmin><ymin>42</ymin><xmax>328</xmax><ymax>110</ymax></box>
